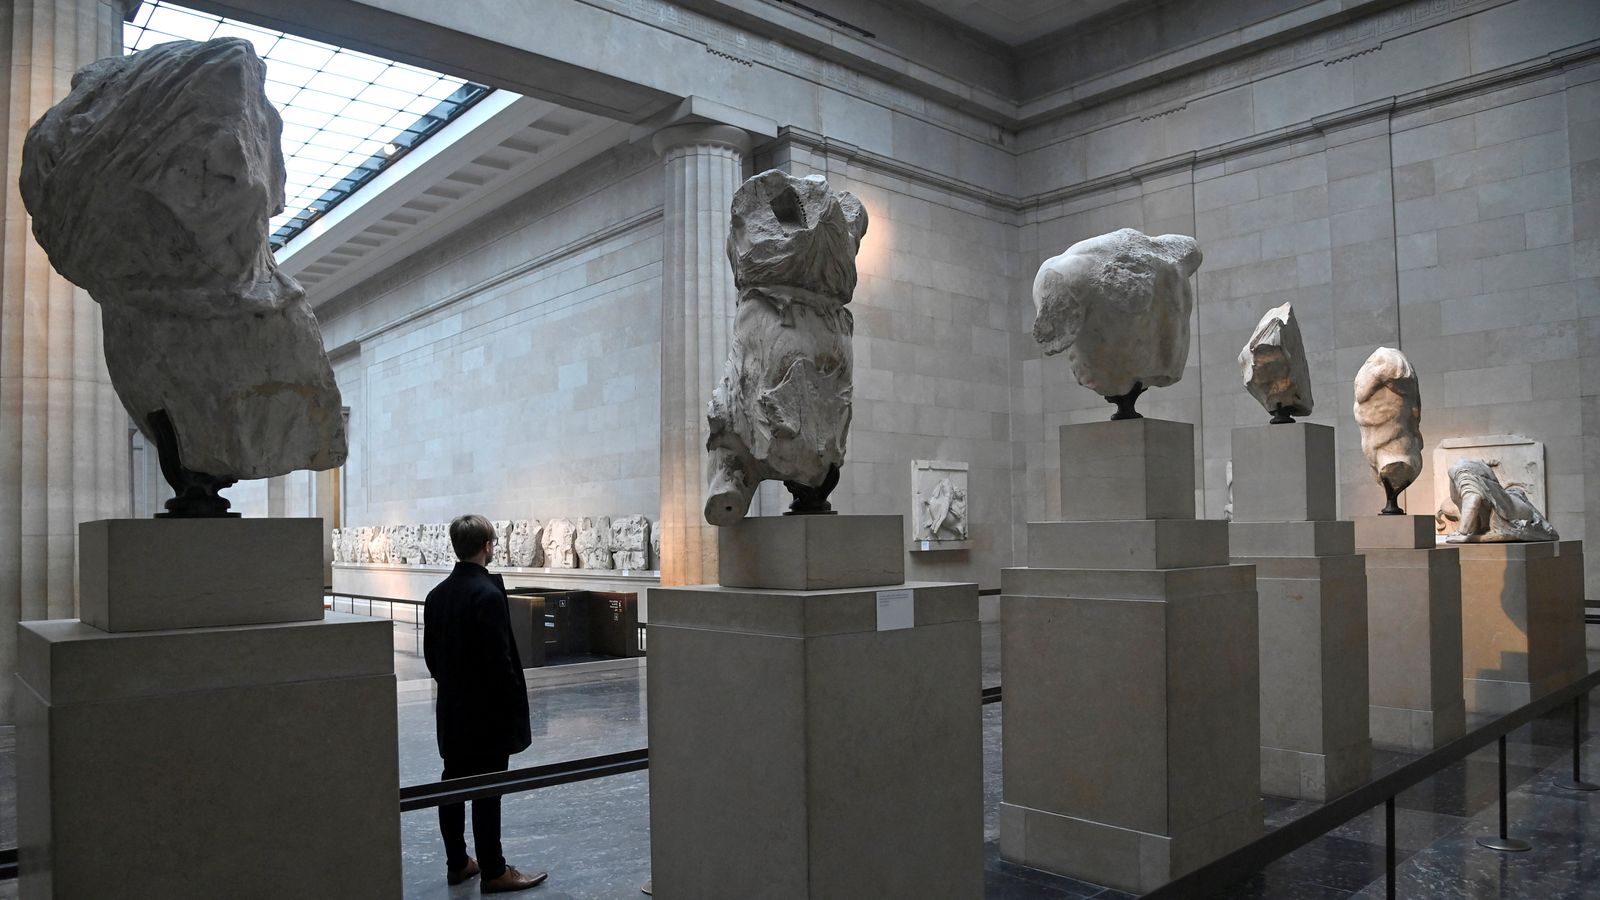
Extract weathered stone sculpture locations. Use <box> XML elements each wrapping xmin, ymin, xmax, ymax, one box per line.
<box><xmin>391</xmin><ymin>525</ymin><xmax>421</xmax><ymax>565</ymax></box>
<box><xmin>1353</xmin><ymin>347</ymin><xmax>1423</xmax><ymax>515</ymax></box>
<box><xmin>611</xmin><ymin>515</ymin><xmax>650</xmax><ymax>569</ymax></box>
<box><xmin>918</xmin><ymin>478</ymin><xmax>969</xmax><ymax>542</ymax></box>
<box><xmin>576</xmin><ymin>516</ymin><xmax>614</xmax><ymax>570</ymax></box>
<box><xmin>705</xmin><ymin>170</ymin><xmax>869</xmax><ymax>525</ymax></box>
<box><xmin>1439</xmin><ymin>459</ymin><xmax>1558</xmax><ymax>543</ymax></box>
<box><xmin>491</xmin><ymin>520</ymin><xmax>513</xmax><ymax>567</ymax></box>
<box><xmin>19</xmin><ymin>38</ymin><xmax>346</xmax><ymax>517</ymax></box>
<box><xmin>420</xmin><ymin>523</ymin><xmax>450</xmax><ymax>566</ymax></box>
<box><xmin>1032</xmin><ymin>228</ymin><xmax>1203</xmax><ymax>420</ymax></box>
<box><xmin>1239</xmin><ymin>302</ymin><xmax>1313</xmax><ymax>423</ymax></box>
<box><xmin>508</xmin><ymin>519</ymin><xmax>542</xmax><ymax>567</ymax></box>
<box><xmin>354</xmin><ymin>527</ymin><xmax>374</xmax><ymax>563</ymax></box>
<box><xmin>650</xmin><ymin>521</ymin><xmax>662</xmax><ymax>570</ymax></box>
<box><xmin>542</xmin><ymin>518</ymin><xmax>578</xmax><ymax>569</ymax></box>
<box><xmin>370</xmin><ymin>527</ymin><xmax>394</xmax><ymax>565</ymax></box>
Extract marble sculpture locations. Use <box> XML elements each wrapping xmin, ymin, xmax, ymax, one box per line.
<box><xmin>19</xmin><ymin>38</ymin><xmax>345</xmax><ymax>517</ymax></box>
<box><xmin>1238</xmin><ymin>302</ymin><xmax>1313</xmax><ymax>423</ymax></box>
<box><xmin>576</xmin><ymin>516</ymin><xmax>615</xmax><ymax>570</ymax></box>
<box><xmin>491</xmin><ymin>520</ymin><xmax>512</xmax><ymax>566</ymax></box>
<box><xmin>331</xmin><ymin>528</ymin><xmax>344</xmax><ymax>564</ymax></box>
<box><xmin>611</xmin><ymin>515</ymin><xmax>650</xmax><ymax>569</ymax></box>
<box><xmin>705</xmin><ymin>170</ymin><xmax>869</xmax><ymax>525</ymax></box>
<box><xmin>421</xmin><ymin>523</ymin><xmax>450</xmax><ymax>566</ymax></box>
<box><xmin>392</xmin><ymin>525</ymin><xmax>421</xmax><ymax>565</ymax></box>
<box><xmin>1031</xmin><ymin>228</ymin><xmax>1203</xmax><ymax>420</ymax></box>
<box><xmin>1439</xmin><ymin>459</ymin><xmax>1558</xmax><ymax>543</ymax></box>
<box><xmin>543</xmin><ymin>518</ymin><xmax>578</xmax><ymax>569</ymax></box>
<box><xmin>918</xmin><ymin>478</ymin><xmax>970</xmax><ymax>542</ymax></box>
<box><xmin>1353</xmin><ymin>347</ymin><xmax>1423</xmax><ymax>515</ymax></box>
<box><xmin>650</xmin><ymin>521</ymin><xmax>662</xmax><ymax>570</ymax></box>
<box><xmin>508</xmin><ymin>519</ymin><xmax>543</xmax><ymax>567</ymax></box>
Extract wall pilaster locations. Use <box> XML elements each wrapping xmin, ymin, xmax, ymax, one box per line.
<box><xmin>652</xmin><ymin>123</ymin><xmax>750</xmax><ymax>587</ymax></box>
<box><xmin>0</xmin><ymin>0</ymin><xmax>136</xmax><ymax>722</ymax></box>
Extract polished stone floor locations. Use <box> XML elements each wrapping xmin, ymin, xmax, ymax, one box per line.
<box><xmin>0</xmin><ymin>624</ymin><xmax>1594</xmax><ymax>899</ymax></box>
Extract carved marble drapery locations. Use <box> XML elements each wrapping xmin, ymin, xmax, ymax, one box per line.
<box><xmin>653</xmin><ymin>123</ymin><xmax>750</xmax><ymax>586</ymax></box>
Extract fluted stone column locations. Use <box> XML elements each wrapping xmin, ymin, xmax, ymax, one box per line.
<box><xmin>652</xmin><ymin>123</ymin><xmax>750</xmax><ymax>587</ymax></box>
<box><xmin>0</xmin><ymin>0</ymin><xmax>136</xmax><ymax>723</ymax></box>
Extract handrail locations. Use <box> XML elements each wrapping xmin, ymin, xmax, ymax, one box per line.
<box><xmin>326</xmin><ymin>590</ymin><xmax>423</xmax><ymax>606</ymax></box>
<box><xmin>1140</xmin><ymin>665</ymin><xmax>1600</xmax><ymax>898</ymax></box>
<box><xmin>399</xmin><ymin>748</ymin><xmax>649</xmax><ymax>812</ymax></box>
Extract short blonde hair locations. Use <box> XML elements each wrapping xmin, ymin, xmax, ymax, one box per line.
<box><xmin>449</xmin><ymin>514</ymin><xmax>496</xmax><ymax>560</ymax></box>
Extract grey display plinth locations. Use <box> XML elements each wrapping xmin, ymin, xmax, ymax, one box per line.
<box><xmin>1001</xmin><ymin>420</ymin><xmax>1261</xmax><ymax>894</ymax></box>
<box><xmin>1230</xmin><ymin>423</ymin><xmax>1371</xmax><ymax>802</ymax></box>
<box><xmin>1459</xmin><ymin>540</ymin><xmax>1586</xmax><ymax>715</ymax></box>
<box><xmin>17</xmin><ymin>519</ymin><xmax>402</xmax><ymax>900</ymax></box>
<box><xmin>1355</xmin><ymin>516</ymin><xmax>1465</xmax><ymax>750</ymax></box>
<box><xmin>647</xmin><ymin>515</ymin><xmax>982</xmax><ymax>900</ymax></box>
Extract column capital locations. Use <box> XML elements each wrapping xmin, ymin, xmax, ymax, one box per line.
<box><xmin>649</xmin><ymin>122</ymin><xmax>753</xmax><ymax>158</ymax></box>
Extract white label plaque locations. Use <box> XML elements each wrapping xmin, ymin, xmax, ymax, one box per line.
<box><xmin>876</xmin><ymin>588</ymin><xmax>914</xmax><ymax>632</ymax></box>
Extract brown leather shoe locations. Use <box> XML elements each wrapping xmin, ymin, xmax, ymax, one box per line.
<box><xmin>448</xmin><ymin>857</ymin><xmax>480</xmax><ymax>886</ymax></box>
<box><xmin>481</xmin><ymin>865</ymin><xmax>548</xmax><ymax>893</ymax></box>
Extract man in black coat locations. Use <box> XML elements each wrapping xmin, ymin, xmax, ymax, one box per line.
<box><xmin>424</xmin><ymin>514</ymin><xmax>546</xmax><ymax>893</ymax></box>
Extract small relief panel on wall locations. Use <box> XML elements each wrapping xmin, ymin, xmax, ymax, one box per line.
<box><xmin>1432</xmin><ymin>435</ymin><xmax>1545</xmax><ymax>536</ymax></box>
<box><xmin>911</xmin><ymin>460</ymin><xmax>970</xmax><ymax>551</ymax></box>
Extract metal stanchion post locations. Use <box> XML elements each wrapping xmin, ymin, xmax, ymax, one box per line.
<box><xmin>1559</xmin><ymin>695</ymin><xmax>1598</xmax><ymax>792</ymax></box>
<box><xmin>1385</xmin><ymin>796</ymin><xmax>1396</xmax><ymax>899</ymax></box>
<box><xmin>1477</xmin><ymin>735</ymin><xmax>1532</xmax><ymax>852</ymax></box>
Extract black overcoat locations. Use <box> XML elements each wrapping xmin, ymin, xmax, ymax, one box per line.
<box><xmin>423</xmin><ymin>561</ymin><xmax>532</xmax><ymax>760</ymax></box>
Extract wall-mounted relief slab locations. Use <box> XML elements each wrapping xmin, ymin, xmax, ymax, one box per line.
<box><xmin>1432</xmin><ymin>435</ymin><xmax>1545</xmax><ymax>537</ymax></box>
<box><xmin>911</xmin><ymin>460</ymin><xmax>970</xmax><ymax>551</ymax></box>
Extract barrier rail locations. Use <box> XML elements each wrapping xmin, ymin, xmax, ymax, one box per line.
<box><xmin>1140</xmin><ymin>666</ymin><xmax>1600</xmax><ymax>899</ymax></box>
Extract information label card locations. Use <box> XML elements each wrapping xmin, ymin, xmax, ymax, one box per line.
<box><xmin>876</xmin><ymin>588</ymin><xmax>914</xmax><ymax>631</ymax></box>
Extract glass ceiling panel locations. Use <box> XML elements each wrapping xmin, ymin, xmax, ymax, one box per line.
<box><xmin>125</xmin><ymin>1</ymin><xmax>496</xmax><ymax>252</ymax></box>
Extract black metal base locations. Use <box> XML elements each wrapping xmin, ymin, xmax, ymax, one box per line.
<box><xmin>1476</xmin><ymin>835</ymin><xmax>1532</xmax><ymax>852</ymax></box>
<box><xmin>783</xmin><ymin>464</ymin><xmax>840</xmax><ymax>516</ymax></box>
<box><xmin>1558</xmin><ymin>780</ymin><xmax>1600</xmax><ymax>792</ymax></box>
<box><xmin>1106</xmin><ymin>382</ymin><xmax>1146</xmax><ymax>421</ymax></box>
<box><xmin>1379</xmin><ymin>481</ymin><xmax>1405</xmax><ymax>516</ymax></box>
<box><xmin>147</xmin><ymin>409</ymin><xmax>240</xmax><ymax>518</ymax></box>
<box><xmin>1269</xmin><ymin>405</ymin><xmax>1295</xmax><ymax>424</ymax></box>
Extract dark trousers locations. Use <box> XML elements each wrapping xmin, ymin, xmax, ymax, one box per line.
<box><xmin>439</xmin><ymin>752</ymin><xmax>510</xmax><ymax>879</ymax></box>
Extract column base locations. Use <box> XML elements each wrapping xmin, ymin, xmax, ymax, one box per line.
<box><xmin>647</xmin><ymin>581</ymin><xmax>982</xmax><ymax>900</ymax></box>
<box><xmin>1370</xmin><ymin>702</ymin><xmax>1467</xmax><ymax>752</ymax></box>
<box><xmin>18</xmin><ymin>614</ymin><xmax>401</xmax><ymax>899</ymax></box>
<box><xmin>999</xmin><ymin>800</ymin><xmax>1262</xmax><ymax>894</ymax></box>
<box><xmin>1460</xmin><ymin>541</ymin><xmax>1586</xmax><ymax>715</ymax></box>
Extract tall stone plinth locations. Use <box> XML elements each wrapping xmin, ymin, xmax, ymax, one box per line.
<box><xmin>1459</xmin><ymin>540</ymin><xmax>1586</xmax><ymax>714</ymax></box>
<box><xmin>17</xmin><ymin>518</ymin><xmax>402</xmax><ymax>899</ymax></box>
<box><xmin>1355</xmin><ymin>515</ymin><xmax>1465</xmax><ymax>750</ymax></box>
<box><xmin>1000</xmin><ymin>420</ymin><xmax>1261</xmax><ymax>894</ymax></box>
<box><xmin>647</xmin><ymin>515</ymin><xmax>982</xmax><ymax>900</ymax></box>
<box><xmin>1230</xmin><ymin>423</ymin><xmax>1371</xmax><ymax>802</ymax></box>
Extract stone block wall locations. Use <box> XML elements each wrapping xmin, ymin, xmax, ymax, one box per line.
<box><xmin>1012</xmin><ymin>0</ymin><xmax>1600</xmax><ymax>595</ymax></box>
<box><xmin>316</xmin><ymin>144</ymin><xmax>665</xmax><ymax>530</ymax></box>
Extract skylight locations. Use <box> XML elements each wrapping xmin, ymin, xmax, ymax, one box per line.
<box><xmin>124</xmin><ymin>1</ymin><xmax>493</xmax><ymax>251</ymax></box>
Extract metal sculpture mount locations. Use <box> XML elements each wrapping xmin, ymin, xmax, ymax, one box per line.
<box><xmin>19</xmin><ymin>38</ymin><xmax>347</xmax><ymax>518</ymax></box>
<box><xmin>1353</xmin><ymin>347</ymin><xmax>1423</xmax><ymax>516</ymax></box>
<box><xmin>705</xmin><ymin>170</ymin><xmax>868</xmax><ymax>526</ymax></box>
<box><xmin>1239</xmin><ymin>302</ymin><xmax>1314</xmax><ymax>425</ymax></box>
<box><xmin>1031</xmin><ymin>228</ymin><xmax>1203</xmax><ymax>421</ymax></box>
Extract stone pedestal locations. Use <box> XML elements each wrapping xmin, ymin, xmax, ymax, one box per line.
<box><xmin>1355</xmin><ymin>516</ymin><xmax>1465</xmax><ymax>750</ymax></box>
<box><xmin>1459</xmin><ymin>540</ymin><xmax>1586</xmax><ymax>714</ymax></box>
<box><xmin>1230</xmin><ymin>424</ymin><xmax>1371</xmax><ymax>802</ymax></box>
<box><xmin>647</xmin><ymin>515</ymin><xmax>982</xmax><ymax>900</ymax></box>
<box><xmin>17</xmin><ymin>519</ymin><xmax>402</xmax><ymax>900</ymax></box>
<box><xmin>1000</xmin><ymin>420</ymin><xmax>1260</xmax><ymax>894</ymax></box>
